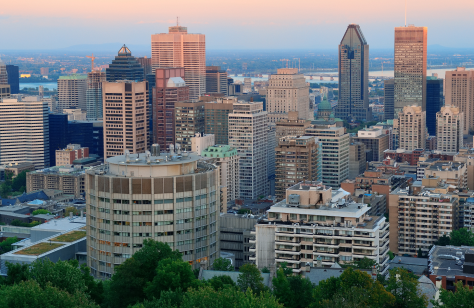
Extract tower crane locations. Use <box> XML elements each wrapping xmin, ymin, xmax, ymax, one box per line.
<box><xmin>86</xmin><ymin>54</ymin><xmax>97</xmax><ymax>71</ymax></box>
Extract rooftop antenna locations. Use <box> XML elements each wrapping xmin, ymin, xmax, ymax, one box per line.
<box><xmin>405</xmin><ymin>0</ymin><xmax>407</xmax><ymax>27</ymax></box>
<box><xmin>177</xmin><ymin>16</ymin><xmax>179</xmax><ymax>26</ymax></box>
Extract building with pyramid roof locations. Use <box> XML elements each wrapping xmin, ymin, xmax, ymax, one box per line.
<box><xmin>106</xmin><ymin>45</ymin><xmax>144</xmax><ymax>82</ymax></box>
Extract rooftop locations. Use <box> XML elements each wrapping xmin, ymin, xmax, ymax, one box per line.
<box><xmin>29</xmin><ymin>165</ymin><xmax>85</xmax><ymax>176</ymax></box>
<box><xmin>106</xmin><ymin>151</ymin><xmax>201</xmax><ymax>167</ymax></box>
<box><xmin>32</xmin><ymin>216</ymin><xmax>86</xmax><ymax>232</ymax></box>
<box><xmin>428</xmin><ymin>245</ymin><xmax>474</xmax><ymax>278</ymax></box>
<box><xmin>58</xmin><ymin>74</ymin><xmax>87</xmax><ymax>80</ymax></box>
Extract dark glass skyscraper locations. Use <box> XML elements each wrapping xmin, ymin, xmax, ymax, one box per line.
<box><xmin>426</xmin><ymin>77</ymin><xmax>444</xmax><ymax>136</ymax></box>
<box><xmin>335</xmin><ymin>24</ymin><xmax>371</xmax><ymax>121</ymax></box>
<box><xmin>6</xmin><ymin>65</ymin><xmax>19</xmax><ymax>94</ymax></box>
<box><xmin>49</xmin><ymin>113</ymin><xmax>69</xmax><ymax>164</ymax></box>
<box><xmin>384</xmin><ymin>79</ymin><xmax>395</xmax><ymax>120</ymax></box>
<box><xmin>106</xmin><ymin>45</ymin><xmax>144</xmax><ymax>82</ymax></box>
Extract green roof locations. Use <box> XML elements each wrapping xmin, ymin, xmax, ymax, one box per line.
<box><xmin>58</xmin><ymin>74</ymin><xmax>87</xmax><ymax>80</ymax></box>
<box><xmin>318</xmin><ymin>96</ymin><xmax>332</xmax><ymax>111</ymax></box>
<box><xmin>202</xmin><ymin>145</ymin><xmax>238</xmax><ymax>158</ymax></box>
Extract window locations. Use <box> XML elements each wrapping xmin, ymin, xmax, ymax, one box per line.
<box><xmin>155</xmin><ymin>210</ymin><xmax>174</xmax><ymax>215</ymax></box>
<box><xmin>155</xmin><ymin>221</ymin><xmax>173</xmax><ymax>226</ymax></box>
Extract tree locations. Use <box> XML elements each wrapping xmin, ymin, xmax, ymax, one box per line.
<box><xmin>385</xmin><ymin>268</ymin><xmax>428</xmax><ymax>308</ymax></box>
<box><xmin>261</xmin><ymin>267</ymin><xmax>270</xmax><ymax>273</ymax></box>
<box><xmin>64</xmin><ymin>206</ymin><xmax>79</xmax><ymax>217</ymax></box>
<box><xmin>80</xmin><ymin>263</ymin><xmax>104</xmax><ymax>305</ymax></box>
<box><xmin>432</xmin><ymin>281</ymin><xmax>474</xmax><ymax>308</ymax></box>
<box><xmin>0</xmin><ymin>280</ymin><xmax>99</xmax><ymax>308</ymax></box>
<box><xmin>0</xmin><ymin>237</ymin><xmax>19</xmax><ymax>254</ymax></box>
<box><xmin>450</xmin><ymin>228</ymin><xmax>474</xmax><ymax>246</ymax></box>
<box><xmin>212</xmin><ymin>257</ymin><xmax>234</xmax><ymax>271</ymax></box>
<box><xmin>417</xmin><ymin>248</ymin><xmax>423</xmax><ymax>258</ymax></box>
<box><xmin>32</xmin><ymin>209</ymin><xmax>51</xmax><ymax>215</ymax></box>
<box><xmin>345</xmin><ymin>257</ymin><xmax>377</xmax><ymax>270</ymax></box>
<box><xmin>180</xmin><ymin>286</ymin><xmax>283</xmax><ymax>308</ymax></box>
<box><xmin>435</xmin><ymin>234</ymin><xmax>451</xmax><ymax>246</ymax></box>
<box><xmin>272</xmin><ymin>267</ymin><xmax>314</xmax><ymax>308</ymax></box>
<box><xmin>237</xmin><ymin>263</ymin><xmax>266</xmax><ymax>294</ymax></box>
<box><xmin>207</xmin><ymin>275</ymin><xmax>236</xmax><ymax>291</ymax></box>
<box><xmin>105</xmin><ymin>239</ymin><xmax>181</xmax><ymax>308</ymax></box>
<box><xmin>11</xmin><ymin>171</ymin><xmax>27</xmax><ymax>192</ymax></box>
<box><xmin>237</xmin><ymin>208</ymin><xmax>251</xmax><ymax>214</ymax></box>
<box><xmin>144</xmin><ymin>258</ymin><xmax>200</xmax><ymax>299</ymax></box>
<box><xmin>3</xmin><ymin>263</ymin><xmax>29</xmax><ymax>286</ymax></box>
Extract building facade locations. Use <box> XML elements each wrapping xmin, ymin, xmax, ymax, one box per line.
<box><xmin>384</xmin><ymin>79</ymin><xmax>395</xmax><ymax>120</ymax></box>
<box><xmin>445</xmin><ymin>67</ymin><xmax>474</xmax><ymax>134</ymax></box>
<box><xmin>204</xmin><ymin>97</ymin><xmax>236</xmax><ymax>145</ymax></box>
<box><xmin>266</xmin><ymin>68</ymin><xmax>310</xmax><ymax>123</ymax></box>
<box><xmin>86</xmin><ymin>71</ymin><xmax>106</xmax><ymax>120</ymax></box>
<box><xmin>436</xmin><ymin>106</ymin><xmax>463</xmax><ymax>154</ymax></box>
<box><xmin>426</xmin><ymin>77</ymin><xmax>444</xmax><ymax>136</ymax></box>
<box><xmin>27</xmin><ymin>165</ymin><xmax>85</xmax><ymax>198</ymax></box>
<box><xmin>85</xmin><ymin>151</ymin><xmax>220</xmax><ymax>278</ymax></box>
<box><xmin>6</xmin><ymin>64</ymin><xmax>19</xmax><ymax>94</ymax></box>
<box><xmin>191</xmin><ymin>133</ymin><xmax>215</xmax><ymax>156</ymax></box>
<box><xmin>57</xmin><ymin>74</ymin><xmax>87</xmax><ymax>111</ymax></box>
<box><xmin>102</xmin><ymin>81</ymin><xmax>148</xmax><ymax>159</ymax></box>
<box><xmin>55</xmin><ymin>144</ymin><xmax>89</xmax><ymax>166</ymax></box>
<box><xmin>275</xmin><ymin>111</ymin><xmax>311</xmax><ymax>139</ymax></box>
<box><xmin>398</xmin><ymin>105</ymin><xmax>426</xmax><ymax>151</ymax></box>
<box><xmin>105</xmin><ymin>45</ymin><xmax>144</xmax><ymax>82</ymax></box>
<box><xmin>394</xmin><ymin>26</ymin><xmax>427</xmax><ymax>117</ymax></box>
<box><xmin>352</xmin><ymin>128</ymin><xmax>390</xmax><ymax>162</ymax></box>
<box><xmin>205</xmin><ymin>66</ymin><xmax>228</xmax><ymax>95</ymax></box>
<box><xmin>151</xmin><ymin>26</ymin><xmax>206</xmax><ymax>99</ymax></box>
<box><xmin>228</xmin><ymin>101</ymin><xmax>268</xmax><ymax>200</ymax></box>
<box><xmin>348</xmin><ymin>142</ymin><xmax>366</xmax><ymax>179</ymax></box>
<box><xmin>175</xmin><ymin>100</ymin><xmax>205</xmax><ymax>152</ymax></box>
<box><xmin>335</xmin><ymin>24</ymin><xmax>371</xmax><ymax>121</ymax></box>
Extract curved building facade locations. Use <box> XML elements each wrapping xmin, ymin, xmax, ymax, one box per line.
<box><xmin>86</xmin><ymin>150</ymin><xmax>220</xmax><ymax>278</ymax></box>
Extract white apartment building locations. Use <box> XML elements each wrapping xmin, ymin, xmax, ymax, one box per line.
<box><xmin>267</xmin><ymin>68</ymin><xmax>311</xmax><ymax>123</ymax></box>
<box><xmin>436</xmin><ymin>106</ymin><xmax>464</xmax><ymax>154</ymax></box>
<box><xmin>398</xmin><ymin>105</ymin><xmax>426</xmax><ymax>151</ymax></box>
<box><xmin>228</xmin><ymin>101</ymin><xmax>268</xmax><ymax>200</ymax></box>
<box><xmin>191</xmin><ymin>133</ymin><xmax>215</xmax><ymax>156</ymax></box>
<box><xmin>445</xmin><ymin>67</ymin><xmax>474</xmax><ymax>134</ymax></box>
<box><xmin>250</xmin><ymin>182</ymin><xmax>390</xmax><ymax>274</ymax></box>
<box><xmin>0</xmin><ymin>97</ymin><xmax>49</xmax><ymax>169</ymax></box>
<box><xmin>57</xmin><ymin>74</ymin><xmax>87</xmax><ymax>112</ymax></box>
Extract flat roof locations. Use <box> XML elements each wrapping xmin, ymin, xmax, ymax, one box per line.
<box><xmin>32</xmin><ymin>216</ymin><xmax>86</xmax><ymax>232</ymax></box>
<box><xmin>429</xmin><ymin>246</ymin><xmax>474</xmax><ymax>278</ymax></box>
<box><xmin>0</xmin><ymin>205</ymin><xmax>29</xmax><ymax>212</ymax></box>
<box><xmin>106</xmin><ymin>152</ymin><xmax>201</xmax><ymax>167</ymax></box>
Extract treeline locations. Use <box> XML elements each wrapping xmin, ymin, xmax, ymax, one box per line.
<box><xmin>0</xmin><ymin>239</ymin><xmax>473</xmax><ymax>307</ymax></box>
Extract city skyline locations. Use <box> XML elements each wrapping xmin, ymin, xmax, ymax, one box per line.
<box><xmin>1</xmin><ymin>0</ymin><xmax>474</xmax><ymax>50</ymax></box>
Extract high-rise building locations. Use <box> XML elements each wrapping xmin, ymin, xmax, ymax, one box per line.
<box><xmin>106</xmin><ymin>45</ymin><xmax>144</xmax><ymax>82</ymax></box>
<box><xmin>384</xmin><ymin>79</ymin><xmax>395</xmax><ymax>120</ymax></box>
<box><xmin>202</xmin><ymin>145</ymin><xmax>240</xmax><ymax>206</ymax></box>
<box><xmin>394</xmin><ymin>25</ymin><xmax>428</xmax><ymax>116</ymax></box>
<box><xmin>275</xmin><ymin>111</ymin><xmax>311</xmax><ymax>139</ymax></box>
<box><xmin>175</xmin><ymin>100</ymin><xmax>205</xmax><ymax>152</ymax></box>
<box><xmin>86</xmin><ymin>71</ymin><xmax>106</xmax><ymax>120</ymax></box>
<box><xmin>102</xmin><ymin>80</ymin><xmax>148</xmax><ymax>158</ymax></box>
<box><xmin>445</xmin><ymin>67</ymin><xmax>474</xmax><ymax>134</ymax></box>
<box><xmin>398</xmin><ymin>105</ymin><xmax>426</xmax><ymax>151</ymax></box>
<box><xmin>153</xmin><ymin>67</ymin><xmax>189</xmax><ymax>148</ymax></box>
<box><xmin>205</xmin><ymin>66</ymin><xmax>228</xmax><ymax>95</ymax></box>
<box><xmin>335</xmin><ymin>24</ymin><xmax>371</xmax><ymax>121</ymax></box>
<box><xmin>348</xmin><ymin>142</ymin><xmax>366</xmax><ymax>179</ymax></box>
<box><xmin>191</xmin><ymin>133</ymin><xmax>215</xmax><ymax>156</ymax></box>
<box><xmin>426</xmin><ymin>76</ymin><xmax>444</xmax><ymax>136</ymax></box>
<box><xmin>6</xmin><ymin>64</ymin><xmax>19</xmax><ymax>94</ymax></box>
<box><xmin>436</xmin><ymin>106</ymin><xmax>463</xmax><ymax>154</ymax></box>
<box><xmin>86</xmin><ymin>151</ymin><xmax>220</xmax><ymax>278</ymax></box>
<box><xmin>0</xmin><ymin>97</ymin><xmax>49</xmax><ymax>169</ymax></box>
<box><xmin>275</xmin><ymin>136</ymin><xmax>322</xmax><ymax>200</ymax></box>
<box><xmin>152</xmin><ymin>25</ymin><xmax>206</xmax><ymax>99</ymax></box>
<box><xmin>266</xmin><ymin>68</ymin><xmax>310</xmax><ymax>123</ymax></box>
<box><xmin>0</xmin><ymin>59</ymin><xmax>8</xmax><ymax>85</ymax></box>
<box><xmin>351</xmin><ymin>127</ymin><xmax>390</xmax><ymax>162</ymax></box>
<box><xmin>204</xmin><ymin>97</ymin><xmax>236</xmax><ymax>145</ymax></box>
<box><xmin>229</xmin><ymin>101</ymin><xmax>268</xmax><ymax>199</ymax></box>
<box><xmin>305</xmin><ymin>125</ymin><xmax>350</xmax><ymax>187</ymax></box>
<box><xmin>57</xmin><ymin>74</ymin><xmax>87</xmax><ymax>111</ymax></box>
<box><xmin>136</xmin><ymin>56</ymin><xmax>152</xmax><ymax>78</ymax></box>
<box><xmin>267</xmin><ymin>125</ymin><xmax>276</xmax><ymax>196</ymax></box>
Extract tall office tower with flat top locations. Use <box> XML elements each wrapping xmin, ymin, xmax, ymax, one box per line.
<box><xmin>175</xmin><ymin>100</ymin><xmax>205</xmax><ymax>152</ymax></box>
<box><xmin>398</xmin><ymin>105</ymin><xmax>426</xmax><ymax>151</ymax></box>
<box><xmin>335</xmin><ymin>24</ymin><xmax>371</xmax><ymax>121</ymax></box>
<box><xmin>57</xmin><ymin>74</ymin><xmax>87</xmax><ymax>111</ymax></box>
<box><xmin>445</xmin><ymin>67</ymin><xmax>474</xmax><ymax>134</ymax></box>
<box><xmin>205</xmin><ymin>66</ymin><xmax>228</xmax><ymax>95</ymax></box>
<box><xmin>151</xmin><ymin>26</ymin><xmax>206</xmax><ymax>100</ymax></box>
<box><xmin>394</xmin><ymin>25</ymin><xmax>427</xmax><ymax>117</ymax></box>
<box><xmin>384</xmin><ymin>79</ymin><xmax>395</xmax><ymax>120</ymax></box>
<box><xmin>229</xmin><ymin>101</ymin><xmax>268</xmax><ymax>199</ymax></box>
<box><xmin>153</xmin><ymin>67</ymin><xmax>189</xmax><ymax>148</ymax></box>
<box><xmin>86</xmin><ymin>71</ymin><xmax>106</xmax><ymax>120</ymax></box>
<box><xmin>102</xmin><ymin>81</ymin><xmax>148</xmax><ymax>159</ymax></box>
<box><xmin>266</xmin><ymin>68</ymin><xmax>310</xmax><ymax>123</ymax></box>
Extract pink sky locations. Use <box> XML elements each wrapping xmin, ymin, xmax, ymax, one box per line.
<box><xmin>1</xmin><ymin>0</ymin><xmax>473</xmax><ymax>49</ymax></box>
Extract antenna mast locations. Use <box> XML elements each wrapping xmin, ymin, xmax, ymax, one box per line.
<box><xmin>177</xmin><ymin>16</ymin><xmax>179</xmax><ymax>26</ymax></box>
<box><xmin>405</xmin><ymin>0</ymin><xmax>407</xmax><ymax>27</ymax></box>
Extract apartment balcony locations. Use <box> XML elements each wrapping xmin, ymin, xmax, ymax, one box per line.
<box><xmin>379</xmin><ymin>246</ymin><xmax>389</xmax><ymax>256</ymax></box>
<box><xmin>249</xmin><ymin>255</ymin><xmax>256</xmax><ymax>261</ymax></box>
<box><xmin>275</xmin><ymin>249</ymin><xmax>300</xmax><ymax>256</ymax></box>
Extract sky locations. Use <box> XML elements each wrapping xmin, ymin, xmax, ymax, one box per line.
<box><xmin>1</xmin><ymin>0</ymin><xmax>474</xmax><ymax>51</ymax></box>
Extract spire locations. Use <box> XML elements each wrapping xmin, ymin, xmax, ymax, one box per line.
<box><xmin>118</xmin><ymin>44</ymin><xmax>132</xmax><ymax>56</ymax></box>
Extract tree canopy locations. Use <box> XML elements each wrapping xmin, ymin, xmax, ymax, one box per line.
<box><xmin>212</xmin><ymin>257</ymin><xmax>234</xmax><ymax>271</ymax></box>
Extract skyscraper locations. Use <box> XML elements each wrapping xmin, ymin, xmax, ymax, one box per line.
<box><xmin>0</xmin><ymin>59</ymin><xmax>8</xmax><ymax>85</ymax></box>
<box><xmin>102</xmin><ymin>80</ymin><xmax>148</xmax><ymax>158</ymax></box>
<box><xmin>229</xmin><ymin>101</ymin><xmax>268</xmax><ymax>199</ymax></box>
<box><xmin>86</xmin><ymin>71</ymin><xmax>106</xmax><ymax>120</ymax></box>
<box><xmin>384</xmin><ymin>79</ymin><xmax>395</xmax><ymax>120</ymax></box>
<box><xmin>398</xmin><ymin>105</ymin><xmax>426</xmax><ymax>151</ymax></box>
<box><xmin>266</xmin><ymin>68</ymin><xmax>310</xmax><ymax>123</ymax></box>
<box><xmin>106</xmin><ymin>45</ymin><xmax>144</xmax><ymax>82</ymax></box>
<box><xmin>426</xmin><ymin>76</ymin><xmax>444</xmax><ymax>136</ymax></box>
<box><xmin>436</xmin><ymin>106</ymin><xmax>463</xmax><ymax>154</ymax></box>
<box><xmin>175</xmin><ymin>100</ymin><xmax>205</xmax><ymax>152</ymax></box>
<box><xmin>205</xmin><ymin>66</ymin><xmax>228</xmax><ymax>95</ymax></box>
<box><xmin>445</xmin><ymin>67</ymin><xmax>474</xmax><ymax>134</ymax></box>
<box><xmin>394</xmin><ymin>25</ymin><xmax>427</xmax><ymax>116</ymax></box>
<box><xmin>154</xmin><ymin>67</ymin><xmax>189</xmax><ymax>148</ymax></box>
<box><xmin>57</xmin><ymin>74</ymin><xmax>87</xmax><ymax>111</ymax></box>
<box><xmin>204</xmin><ymin>97</ymin><xmax>236</xmax><ymax>145</ymax></box>
<box><xmin>335</xmin><ymin>24</ymin><xmax>371</xmax><ymax>121</ymax></box>
<box><xmin>152</xmin><ymin>25</ymin><xmax>206</xmax><ymax>99</ymax></box>
<box><xmin>6</xmin><ymin>64</ymin><xmax>19</xmax><ymax>94</ymax></box>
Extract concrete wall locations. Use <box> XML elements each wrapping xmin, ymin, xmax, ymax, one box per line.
<box><xmin>255</xmin><ymin>224</ymin><xmax>276</xmax><ymax>269</ymax></box>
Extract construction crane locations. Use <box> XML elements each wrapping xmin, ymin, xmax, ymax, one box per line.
<box><xmin>293</xmin><ymin>58</ymin><xmax>300</xmax><ymax>72</ymax></box>
<box><xmin>86</xmin><ymin>54</ymin><xmax>96</xmax><ymax>71</ymax></box>
<box><xmin>280</xmin><ymin>59</ymin><xmax>289</xmax><ymax>68</ymax></box>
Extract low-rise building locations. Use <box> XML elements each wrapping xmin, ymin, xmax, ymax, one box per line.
<box><xmin>428</xmin><ymin>246</ymin><xmax>474</xmax><ymax>291</ymax></box>
<box><xmin>55</xmin><ymin>144</ymin><xmax>89</xmax><ymax>167</ymax></box>
<box><xmin>423</xmin><ymin>161</ymin><xmax>467</xmax><ymax>190</ymax></box>
<box><xmin>26</xmin><ymin>166</ymin><xmax>85</xmax><ymax>198</ymax></box>
<box><xmin>250</xmin><ymin>181</ymin><xmax>390</xmax><ymax>274</ymax></box>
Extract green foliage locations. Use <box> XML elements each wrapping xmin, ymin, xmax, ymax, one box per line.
<box><xmin>385</xmin><ymin>268</ymin><xmax>428</xmax><ymax>308</ymax></box>
<box><xmin>32</xmin><ymin>209</ymin><xmax>51</xmax><ymax>215</ymax></box>
<box><xmin>388</xmin><ymin>251</ymin><xmax>395</xmax><ymax>260</ymax></box>
<box><xmin>261</xmin><ymin>267</ymin><xmax>270</xmax><ymax>273</ymax></box>
<box><xmin>0</xmin><ymin>171</ymin><xmax>27</xmax><ymax>198</ymax></box>
<box><xmin>10</xmin><ymin>219</ymin><xmax>41</xmax><ymax>228</ymax></box>
<box><xmin>64</xmin><ymin>206</ymin><xmax>79</xmax><ymax>217</ymax></box>
<box><xmin>272</xmin><ymin>267</ymin><xmax>314</xmax><ymax>308</ymax></box>
<box><xmin>434</xmin><ymin>228</ymin><xmax>474</xmax><ymax>247</ymax></box>
<box><xmin>207</xmin><ymin>275</ymin><xmax>236</xmax><ymax>291</ymax></box>
<box><xmin>435</xmin><ymin>234</ymin><xmax>451</xmax><ymax>246</ymax></box>
<box><xmin>417</xmin><ymin>248</ymin><xmax>423</xmax><ymax>258</ymax></box>
<box><xmin>0</xmin><ymin>280</ymin><xmax>99</xmax><ymax>308</ymax></box>
<box><xmin>343</xmin><ymin>257</ymin><xmax>377</xmax><ymax>270</ymax></box>
<box><xmin>212</xmin><ymin>257</ymin><xmax>234</xmax><ymax>271</ymax></box>
<box><xmin>237</xmin><ymin>208</ymin><xmax>252</xmax><ymax>214</ymax></box>
<box><xmin>237</xmin><ymin>263</ymin><xmax>266</xmax><ymax>294</ymax></box>
<box><xmin>0</xmin><ymin>237</ymin><xmax>19</xmax><ymax>254</ymax></box>
<box><xmin>432</xmin><ymin>280</ymin><xmax>474</xmax><ymax>307</ymax></box>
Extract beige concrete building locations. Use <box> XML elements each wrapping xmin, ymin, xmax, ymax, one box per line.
<box><xmin>352</xmin><ymin>127</ymin><xmax>390</xmax><ymax>162</ymax></box>
<box><xmin>85</xmin><ymin>151</ymin><xmax>220</xmax><ymax>278</ymax></box>
<box><xmin>0</xmin><ymin>84</ymin><xmax>10</xmax><ymax>100</ymax></box>
<box><xmin>275</xmin><ymin>111</ymin><xmax>311</xmax><ymax>139</ymax></box>
<box><xmin>436</xmin><ymin>106</ymin><xmax>464</xmax><ymax>154</ymax></box>
<box><xmin>251</xmin><ymin>182</ymin><xmax>390</xmax><ymax>273</ymax></box>
<box><xmin>63</xmin><ymin>108</ymin><xmax>87</xmax><ymax>121</ymax></box>
<box><xmin>55</xmin><ymin>144</ymin><xmax>89</xmax><ymax>167</ymax></box>
<box><xmin>175</xmin><ymin>100</ymin><xmax>205</xmax><ymax>152</ymax></box>
<box><xmin>267</xmin><ymin>68</ymin><xmax>310</xmax><ymax>123</ymax></box>
<box><xmin>394</xmin><ymin>26</ymin><xmax>427</xmax><ymax>116</ymax></box>
<box><xmin>27</xmin><ymin>165</ymin><xmax>85</xmax><ymax>198</ymax></box>
<box><xmin>398</xmin><ymin>105</ymin><xmax>426</xmax><ymax>151</ymax></box>
<box><xmin>445</xmin><ymin>67</ymin><xmax>474</xmax><ymax>134</ymax></box>
<box><xmin>349</xmin><ymin>142</ymin><xmax>366</xmax><ymax>179</ymax></box>
<box><xmin>191</xmin><ymin>133</ymin><xmax>215</xmax><ymax>156</ymax></box>
<box><xmin>422</xmin><ymin>161</ymin><xmax>468</xmax><ymax>190</ymax></box>
<box><xmin>57</xmin><ymin>74</ymin><xmax>87</xmax><ymax>111</ymax></box>
<box><xmin>389</xmin><ymin>177</ymin><xmax>457</xmax><ymax>257</ymax></box>
<box><xmin>305</xmin><ymin>125</ymin><xmax>350</xmax><ymax>187</ymax></box>
<box><xmin>454</xmin><ymin>148</ymin><xmax>474</xmax><ymax>190</ymax></box>
<box><xmin>102</xmin><ymin>80</ymin><xmax>148</xmax><ymax>159</ymax></box>
<box><xmin>275</xmin><ymin>136</ymin><xmax>322</xmax><ymax>200</ymax></box>
<box><xmin>151</xmin><ymin>26</ymin><xmax>206</xmax><ymax>99</ymax></box>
